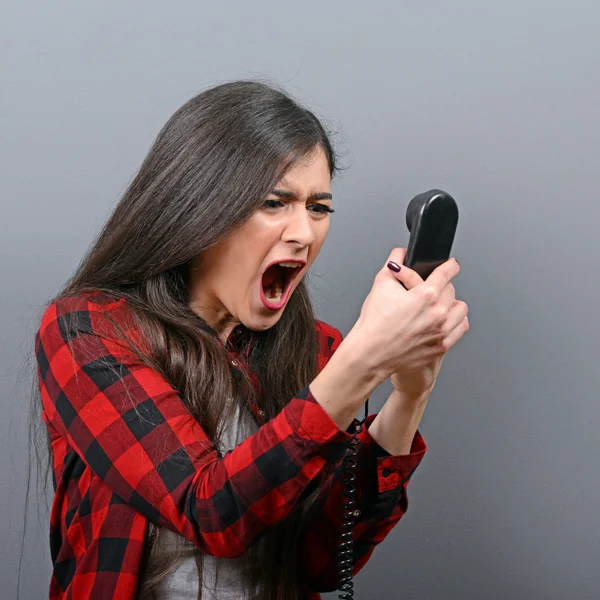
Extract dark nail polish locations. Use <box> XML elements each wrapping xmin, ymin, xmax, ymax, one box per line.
<box><xmin>387</xmin><ymin>261</ymin><xmax>401</xmax><ymax>272</ymax></box>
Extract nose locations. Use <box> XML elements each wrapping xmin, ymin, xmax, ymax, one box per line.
<box><xmin>281</xmin><ymin>204</ymin><xmax>316</xmax><ymax>247</ymax></box>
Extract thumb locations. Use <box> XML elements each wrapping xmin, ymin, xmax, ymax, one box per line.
<box><xmin>386</xmin><ymin>254</ymin><xmax>424</xmax><ymax>291</ymax></box>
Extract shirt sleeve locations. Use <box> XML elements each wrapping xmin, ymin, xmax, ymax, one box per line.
<box><xmin>36</xmin><ymin>298</ymin><xmax>356</xmax><ymax>559</ymax></box>
<box><xmin>300</xmin><ymin>326</ymin><xmax>427</xmax><ymax>592</ymax></box>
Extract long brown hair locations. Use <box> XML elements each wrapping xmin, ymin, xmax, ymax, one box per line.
<box><xmin>41</xmin><ymin>80</ymin><xmax>338</xmax><ymax>599</ymax></box>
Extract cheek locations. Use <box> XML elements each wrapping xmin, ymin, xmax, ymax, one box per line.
<box><xmin>243</xmin><ymin>215</ymin><xmax>283</xmax><ymax>242</ymax></box>
<box><xmin>315</xmin><ymin>219</ymin><xmax>330</xmax><ymax>246</ymax></box>
<box><xmin>307</xmin><ymin>222</ymin><xmax>329</xmax><ymax>261</ymax></box>
<box><xmin>229</xmin><ymin>218</ymin><xmax>277</xmax><ymax>255</ymax></box>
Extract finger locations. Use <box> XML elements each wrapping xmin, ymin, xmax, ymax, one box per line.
<box><xmin>417</xmin><ymin>258</ymin><xmax>461</xmax><ymax>300</ymax></box>
<box><xmin>385</xmin><ymin>249</ymin><xmax>424</xmax><ymax>291</ymax></box>
<box><xmin>386</xmin><ymin>248</ymin><xmax>407</xmax><ymax>266</ymax></box>
<box><xmin>422</xmin><ymin>299</ymin><xmax>466</xmax><ymax>344</ymax></box>
<box><xmin>391</xmin><ymin>263</ymin><xmax>424</xmax><ymax>291</ymax></box>
<box><xmin>441</xmin><ymin>300</ymin><xmax>468</xmax><ymax>336</ymax></box>
<box><xmin>442</xmin><ymin>315</ymin><xmax>470</xmax><ymax>350</ymax></box>
<box><xmin>437</xmin><ymin>282</ymin><xmax>456</xmax><ymax>311</ymax></box>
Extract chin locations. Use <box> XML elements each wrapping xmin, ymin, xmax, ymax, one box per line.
<box><xmin>242</xmin><ymin>304</ymin><xmax>285</xmax><ymax>332</ymax></box>
<box><xmin>247</xmin><ymin>314</ymin><xmax>283</xmax><ymax>332</ymax></box>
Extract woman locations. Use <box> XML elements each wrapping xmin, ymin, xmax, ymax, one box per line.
<box><xmin>35</xmin><ymin>81</ymin><xmax>468</xmax><ymax>599</ymax></box>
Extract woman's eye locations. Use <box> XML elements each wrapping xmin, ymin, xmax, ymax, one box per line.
<box><xmin>262</xmin><ymin>200</ymin><xmax>335</xmax><ymax>214</ymax></box>
<box><xmin>263</xmin><ymin>199</ymin><xmax>284</xmax><ymax>209</ymax></box>
<box><xmin>309</xmin><ymin>204</ymin><xmax>335</xmax><ymax>214</ymax></box>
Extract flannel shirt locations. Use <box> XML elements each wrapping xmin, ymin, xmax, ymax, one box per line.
<box><xmin>36</xmin><ymin>291</ymin><xmax>427</xmax><ymax>599</ymax></box>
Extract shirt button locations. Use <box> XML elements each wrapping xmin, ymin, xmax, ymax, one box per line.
<box><xmin>258</xmin><ymin>409</ymin><xmax>265</xmax><ymax>418</ymax></box>
<box><xmin>382</xmin><ymin>468</ymin><xmax>392</xmax><ymax>477</ymax></box>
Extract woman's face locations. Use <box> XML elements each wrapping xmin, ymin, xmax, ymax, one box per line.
<box><xmin>189</xmin><ymin>146</ymin><xmax>333</xmax><ymax>342</ymax></box>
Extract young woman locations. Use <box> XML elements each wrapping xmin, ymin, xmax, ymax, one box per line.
<box><xmin>35</xmin><ymin>81</ymin><xmax>468</xmax><ymax>599</ymax></box>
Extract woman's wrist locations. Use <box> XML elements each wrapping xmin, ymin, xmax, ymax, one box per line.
<box><xmin>309</xmin><ymin>334</ymin><xmax>383</xmax><ymax>431</ymax></box>
<box><xmin>367</xmin><ymin>388</ymin><xmax>429</xmax><ymax>455</ymax></box>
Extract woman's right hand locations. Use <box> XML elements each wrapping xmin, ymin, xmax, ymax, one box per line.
<box><xmin>344</xmin><ymin>248</ymin><xmax>463</xmax><ymax>388</ymax></box>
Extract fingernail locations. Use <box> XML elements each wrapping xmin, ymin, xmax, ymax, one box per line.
<box><xmin>387</xmin><ymin>261</ymin><xmax>401</xmax><ymax>272</ymax></box>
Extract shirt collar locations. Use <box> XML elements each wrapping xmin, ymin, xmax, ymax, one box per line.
<box><xmin>214</xmin><ymin>323</ymin><xmax>252</xmax><ymax>356</ymax></box>
<box><xmin>192</xmin><ymin>314</ymin><xmax>252</xmax><ymax>356</ymax></box>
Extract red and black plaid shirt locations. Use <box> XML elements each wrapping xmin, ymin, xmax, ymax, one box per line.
<box><xmin>36</xmin><ymin>291</ymin><xmax>426</xmax><ymax>599</ymax></box>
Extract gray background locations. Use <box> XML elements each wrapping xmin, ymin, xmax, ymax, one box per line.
<box><xmin>2</xmin><ymin>1</ymin><xmax>599</xmax><ymax>598</ymax></box>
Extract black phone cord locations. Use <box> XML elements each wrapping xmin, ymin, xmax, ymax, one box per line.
<box><xmin>337</xmin><ymin>399</ymin><xmax>368</xmax><ymax>599</ymax></box>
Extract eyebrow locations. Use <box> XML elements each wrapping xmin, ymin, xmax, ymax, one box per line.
<box><xmin>271</xmin><ymin>189</ymin><xmax>333</xmax><ymax>201</ymax></box>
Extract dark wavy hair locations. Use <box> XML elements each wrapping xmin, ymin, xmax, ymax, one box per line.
<box><xmin>29</xmin><ymin>80</ymin><xmax>339</xmax><ymax>600</ymax></box>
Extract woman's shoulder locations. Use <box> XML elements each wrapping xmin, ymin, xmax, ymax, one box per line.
<box><xmin>37</xmin><ymin>290</ymin><xmax>134</xmax><ymax>344</ymax></box>
<box><xmin>315</xmin><ymin>319</ymin><xmax>341</xmax><ymax>339</ymax></box>
<box><xmin>314</xmin><ymin>319</ymin><xmax>344</xmax><ymax>360</ymax></box>
<box><xmin>51</xmin><ymin>289</ymin><xmax>126</xmax><ymax>312</ymax></box>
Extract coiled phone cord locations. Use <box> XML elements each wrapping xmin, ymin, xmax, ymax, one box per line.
<box><xmin>337</xmin><ymin>398</ymin><xmax>369</xmax><ymax>599</ymax></box>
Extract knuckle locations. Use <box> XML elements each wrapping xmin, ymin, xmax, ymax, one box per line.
<box><xmin>434</xmin><ymin>305</ymin><xmax>447</xmax><ymax>322</ymax></box>
<box><xmin>420</xmin><ymin>285</ymin><xmax>437</xmax><ymax>303</ymax></box>
<box><xmin>429</xmin><ymin>306</ymin><xmax>447</xmax><ymax>330</ymax></box>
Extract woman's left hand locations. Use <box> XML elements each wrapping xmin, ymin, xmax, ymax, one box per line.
<box><xmin>388</xmin><ymin>251</ymin><xmax>469</xmax><ymax>398</ymax></box>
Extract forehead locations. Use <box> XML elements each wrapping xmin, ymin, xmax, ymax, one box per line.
<box><xmin>275</xmin><ymin>147</ymin><xmax>331</xmax><ymax>192</ymax></box>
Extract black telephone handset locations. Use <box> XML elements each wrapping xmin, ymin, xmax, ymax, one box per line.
<box><xmin>337</xmin><ymin>189</ymin><xmax>459</xmax><ymax>600</ymax></box>
<box><xmin>404</xmin><ymin>189</ymin><xmax>459</xmax><ymax>279</ymax></box>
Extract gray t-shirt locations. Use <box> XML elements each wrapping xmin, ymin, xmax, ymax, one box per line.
<box><xmin>141</xmin><ymin>402</ymin><xmax>259</xmax><ymax>600</ymax></box>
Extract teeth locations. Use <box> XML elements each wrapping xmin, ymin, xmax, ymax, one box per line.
<box><xmin>266</xmin><ymin>283</ymin><xmax>283</xmax><ymax>302</ymax></box>
<box><xmin>278</xmin><ymin>262</ymin><xmax>302</xmax><ymax>268</ymax></box>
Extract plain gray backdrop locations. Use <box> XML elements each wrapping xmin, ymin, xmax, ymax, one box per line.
<box><xmin>2</xmin><ymin>1</ymin><xmax>599</xmax><ymax>598</ymax></box>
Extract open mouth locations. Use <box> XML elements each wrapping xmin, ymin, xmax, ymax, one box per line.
<box><xmin>260</xmin><ymin>261</ymin><xmax>305</xmax><ymax>308</ymax></box>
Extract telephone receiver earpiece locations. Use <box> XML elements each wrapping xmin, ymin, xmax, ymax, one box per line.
<box><xmin>404</xmin><ymin>189</ymin><xmax>459</xmax><ymax>280</ymax></box>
